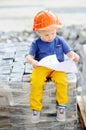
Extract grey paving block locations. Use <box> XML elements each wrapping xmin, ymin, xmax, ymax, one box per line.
<box><xmin>0</xmin><ymin>59</ymin><xmax>13</xmax><ymax>66</ymax></box>
<box><xmin>24</xmin><ymin>63</ymin><xmax>32</xmax><ymax>74</ymax></box>
<box><xmin>0</xmin><ymin>75</ymin><xmax>10</xmax><ymax>82</ymax></box>
<box><xmin>22</xmin><ymin>74</ymin><xmax>31</xmax><ymax>82</ymax></box>
<box><xmin>3</xmin><ymin>52</ymin><xmax>15</xmax><ymax>60</ymax></box>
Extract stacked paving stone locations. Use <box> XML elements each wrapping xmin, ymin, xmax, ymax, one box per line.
<box><xmin>0</xmin><ymin>41</ymin><xmax>32</xmax><ymax>82</ymax></box>
<box><xmin>0</xmin><ymin>74</ymin><xmax>77</xmax><ymax>130</ymax></box>
<box><xmin>0</xmin><ymin>25</ymin><xmax>84</xmax><ymax>129</ymax></box>
<box><xmin>0</xmin><ymin>25</ymin><xmax>86</xmax><ymax>83</ymax></box>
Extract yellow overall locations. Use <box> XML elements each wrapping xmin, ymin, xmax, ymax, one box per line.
<box><xmin>30</xmin><ymin>66</ymin><xmax>68</xmax><ymax>111</ymax></box>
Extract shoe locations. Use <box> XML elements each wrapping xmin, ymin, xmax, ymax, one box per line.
<box><xmin>31</xmin><ymin>110</ymin><xmax>40</xmax><ymax>123</ymax></box>
<box><xmin>56</xmin><ymin>105</ymin><xmax>66</xmax><ymax>122</ymax></box>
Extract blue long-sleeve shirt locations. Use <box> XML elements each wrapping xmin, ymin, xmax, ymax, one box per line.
<box><xmin>29</xmin><ymin>35</ymin><xmax>72</xmax><ymax>62</ymax></box>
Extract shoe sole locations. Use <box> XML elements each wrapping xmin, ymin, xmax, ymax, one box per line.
<box><xmin>56</xmin><ymin>117</ymin><xmax>66</xmax><ymax>122</ymax></box>
<box><xmin>31</xmin><ymin>119</ymin><xmax>40</xmax><ymax>123</ymax></box>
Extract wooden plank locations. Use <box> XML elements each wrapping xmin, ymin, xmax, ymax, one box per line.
<box><xmin>77</xmin><ymin>96</ymin><xmax>86</xmax><ymax>130</ymax></box>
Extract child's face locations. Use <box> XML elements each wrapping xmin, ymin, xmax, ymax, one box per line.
<box><xmin>38</xmin><ymin>29</ymin><xmax>57</xmax><ymax>42</ymax></box>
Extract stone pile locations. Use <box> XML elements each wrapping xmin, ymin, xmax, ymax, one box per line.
<box><xmin>0</xmin><ymin>32</ymin><xmax>35</xmax><ymax>82</ymax></box>
<box><xmin>0</xmin><ymin>25</ymin><xmax>85</xmax><ymax>129</ymax></box>
<box><xmin>0</xmin><ymin>25</ymin><xmax>86</xmax><ymax>83</ymax></box>
<box><xmin>0</xmin><ymin>73</ymin><xmax>78</xmax><ymax>130</ymax></box>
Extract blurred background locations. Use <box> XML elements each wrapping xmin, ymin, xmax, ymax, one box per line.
<box><xmin>0</xmin><ymin>0</ymin><xmax>86</xmax><ymax>129</ymax></box>
<box><xmin>0</xmin><ymin>0</ymin><xmax>86</xmax><ymax>31</ymax></box>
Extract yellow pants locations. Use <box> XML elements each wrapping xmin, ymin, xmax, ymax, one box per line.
<box><xmin>30</xmin><ymin>66</ymin><xmax>68</xmax><ymax>111</ymax></box>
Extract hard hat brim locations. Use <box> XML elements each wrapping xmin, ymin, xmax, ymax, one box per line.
<box><xmin>35</xmin><ymin>24</ymin><xmax>62</xmax><ymax>31</ymax></box>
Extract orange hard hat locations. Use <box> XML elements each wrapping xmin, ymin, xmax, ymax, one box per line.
<box><xmin>33</xmin><ymin>10</ymin><xmax>62</xmax><ymax>31</ymax></box>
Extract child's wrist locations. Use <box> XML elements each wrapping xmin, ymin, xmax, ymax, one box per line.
<box><xmin>71</xmin><ymin>53</ymin><xmax>75</xmax><ymax>60</ymax></box>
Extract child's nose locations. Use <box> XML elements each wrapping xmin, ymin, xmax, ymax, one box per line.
<box><xmin>49</xmin><ymin>35</ymin><xmax>53</xmax><ymax>40</ymax></box>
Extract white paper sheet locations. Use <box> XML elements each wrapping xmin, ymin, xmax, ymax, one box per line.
<box><xmin>39</xmin><ymin>55</ymin><xmax>78</xmax><ymax>73</ymax></box>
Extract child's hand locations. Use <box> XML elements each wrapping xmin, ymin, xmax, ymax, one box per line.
<box><xmin>72</xmin><ymin>53</ymin><xmax>80</xmax><ymax>62</ymax></box>
<box><xmin>67</xmin><ymin>51</ymin><xmax>80</xmax><ymax>62</ymax></box>
<box><xmin>26</xmin><ymin>55</ymin><xmax>39</xmax><ymax>68</ymax></box>
<box><xmin>32</xmin><ymin>59</ymin><xmax>39</xmax><ymax>68</ymax></box>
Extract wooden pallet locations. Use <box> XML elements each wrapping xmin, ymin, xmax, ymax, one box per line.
<box><xmin>77</xmin><ymin>96</ymin><xmax>86</xmax><ymax>130</ymax></box>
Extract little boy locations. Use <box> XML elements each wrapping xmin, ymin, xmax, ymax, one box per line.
<box><xmin>26</xmin><ymin>10</ymin><xmax>79</xmax><ymax>123</ymax></box>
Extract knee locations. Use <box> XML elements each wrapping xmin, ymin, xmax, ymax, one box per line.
<box><xmin>53</xmin><ymin>76</ymin><xmax>68</xmax><ymax>86</ymax></box>
<box><xmin>30</xmin><ymin>77</ymin><xmax>46</xmax><ymax>86</ymax></box>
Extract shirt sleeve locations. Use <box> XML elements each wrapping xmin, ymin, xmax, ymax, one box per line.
<box><xmin>29</xmin><ymin>41</ymin><xmax>38</xmax><ymax>56</ymax></box>
<box><xmin>60</xmin><ymin>37</ymin><xmax>72</xmax><ymax>54</ymax></box>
